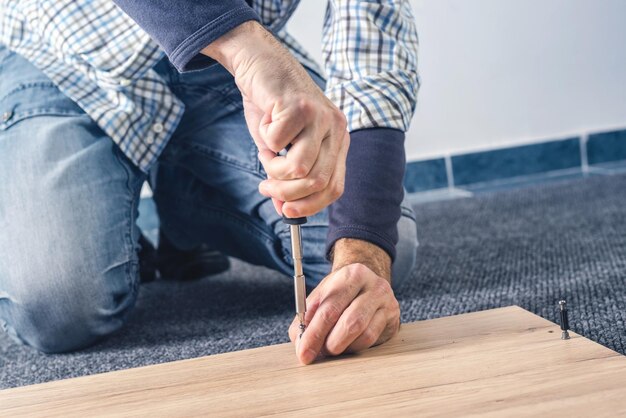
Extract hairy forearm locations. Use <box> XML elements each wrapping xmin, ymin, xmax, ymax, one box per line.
<box><xmin>331</xmin><ymin>238</ymin><xmax>392</xmax><ymax>283</ymax></box>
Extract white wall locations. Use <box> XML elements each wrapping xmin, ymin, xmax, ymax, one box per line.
<box><xmin>288</xmin><ymin>0</ymin><xmax>626</xmax><ymax>161</ymax></box>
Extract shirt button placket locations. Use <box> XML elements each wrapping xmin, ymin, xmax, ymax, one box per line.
<box><xmin>146</xmin><ymin>122</ymin><xmax>164</xmax><ymax>145</ymax></box>
<box><xmin>152</xmin><ymin>122</ymin><xmax>164</xmax><ymax>134</ymax></box>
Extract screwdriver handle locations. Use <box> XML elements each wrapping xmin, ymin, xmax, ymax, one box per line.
<box><xmin>282</xmin><ymin>215</ymin><xmax>307</xmax><ymax>225</ymax></box>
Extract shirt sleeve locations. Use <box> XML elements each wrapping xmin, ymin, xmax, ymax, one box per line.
<box><xmin>2</xmin><ymin>1</ymin><xmax>165</xmax><ymax>83</ymax></box>
<box><xmin>112</xmin><ymin>0</ymin><xmax>260</xmax><ymax>72</ymax></box>
<box><xmin>327</xmin><ymin>128</ymin><xmax>407</xmax><ymax>260</ymax></box>
<box><xmin>323</xmin><ymin>0</ymin><xmax>419</xmax><ymax>261</ymax></box>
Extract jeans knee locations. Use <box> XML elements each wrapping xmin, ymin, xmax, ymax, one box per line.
<box><xmin>7</xmin><ymin>299</ymin><xmax>97</xmax><ymax>354</ymax></box>
<box><xmin>391</xmin><ymin>209</ymin><xmax>419</xmax><ymax>292</ymax></box>
<box><xmin>1</xmin><ymin>260</ymin><xmax>138</xmax><ymax>353</ymax></box>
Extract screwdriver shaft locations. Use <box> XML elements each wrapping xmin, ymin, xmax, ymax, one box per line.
<box><xmin>289</xmin><ymin>224</ymin><xmax>307</xmax><ymax>336</ymax></box>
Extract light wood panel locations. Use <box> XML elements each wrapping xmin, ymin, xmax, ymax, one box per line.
<box><xmin>1</xmin><ymin>306</ymin><xmax>625</xmax><ymax>417</ymax></box>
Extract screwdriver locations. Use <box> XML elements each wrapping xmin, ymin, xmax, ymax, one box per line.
<box><xmin>284</xmin><ymin>215</ymin><xmax>308</xmax><ymax>338</ymax></box>
<box><xmin>275</xmin><ymin>146</ymin><xmax>307</xmax><ymax>338</ymax></box>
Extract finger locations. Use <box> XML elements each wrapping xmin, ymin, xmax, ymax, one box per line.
<box><xmin>258</xmin><ymin>148</ymin><xmax>278</xmax><ymax>166</ymax></box>
<box><xmin>271</xmin><ymin>197</ymin><xmax>283</xmax><ymax>216</ymax></box>
<box><xmin>255</xmin><ymin>166</ymin><xmax>284</xmax><ymax>216</ymax></box>
<box><xmin>322</xmin><ymin>292</ymin><xmax>382</xmax><ymax>356</ymax></box>
<box><xmin>345</xmin><ymin>308</ymin><xmax>389</xmax><ymax>353</ymax></box>
<box><xmin>296</xmin><ymin>268</ymin><xmax>362</xmax><ymax>364</ymax></box>
<box><xmin>260</xmin><ymin>103</ymin><xmax>309</xmax><ymax>153</ymax></box>
<box><xmin>282</xmin><ymin>131</ymin><xmax>349</xmax><ymax>218</ymax></box>
<box><xmin>258</xmin><ymin>126</ymin><xmax>324</xmax><ymax>180</ymax></box>
<box><xmin>289</xmin><ymin>316</ymin><xmax>300</xmax><ymax>343</ymax></box>
<box><xmin>289</xmin><ymin>288</ymin><xmax>323</xmax><ymax>343</ymax></box>
<box><xmin>258</xmin><ymin>138</ymin><xmax>336</xmax><ymax>202</ymax></box>
<box><xmin>243</xmin><ymin>103</ymin><xmax>267</xmax><ymax>149</ymax></box>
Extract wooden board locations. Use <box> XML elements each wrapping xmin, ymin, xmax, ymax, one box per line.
<box><xmin>1</xmin><ymin>306</ymin><xmax>625</xmax><ymax>417</ymax></box>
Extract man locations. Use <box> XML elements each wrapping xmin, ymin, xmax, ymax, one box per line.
<box><xmin>0</xmin><ymin>0</ymin><xmax>419</xmax><ymax>364</ymax></box>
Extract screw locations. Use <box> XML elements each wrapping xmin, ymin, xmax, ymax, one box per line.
<box><xmin>559</xmin><ymin>300</ymin><xmax>570</xmax><ymax>340</ymax></box>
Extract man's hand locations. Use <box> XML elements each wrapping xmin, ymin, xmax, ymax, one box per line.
<box><xmin>288</xmin><ymin>238</ymin><xmax>401</xmax><ymax>364</ymax></box>
<box><xmin>202</xmin><ymin>21</ymin><xmax>349</xmax><ymax>218</ymax></box>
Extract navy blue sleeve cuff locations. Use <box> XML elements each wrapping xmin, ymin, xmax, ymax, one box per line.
<box><xmin>113</xmin><ymin>1</ymin><xmax>260</xmax><ymax>72</ymax></box>
<box><xmin>326</xmin><ymin>128</ymin><xmax>406</xmax><ymax>261</ymax></box>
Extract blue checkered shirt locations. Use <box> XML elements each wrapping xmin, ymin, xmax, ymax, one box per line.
<box><xmin>1</xmin><ymin>0</ymin><xmax>419</xmax><ymax>173</ymax></box>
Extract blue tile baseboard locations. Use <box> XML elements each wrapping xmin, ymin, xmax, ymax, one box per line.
<box><xmin>404</xmin><ymin>127</ymin><xmax>626</xmax><ymax>196</ymax></box>
<box><xmin>587</xmin><ymin>129</ymin><xmax>626</xmax><ymax>166</ymax></box>
<box><xmin>403</xmin><ymin>158</ymin><xmax>448</xmax><ymax>193</ymax></box>
<box><xmin>451</xmin><ymin>137</ymin><xmax>580</xmax><ymax>186</ymax></box>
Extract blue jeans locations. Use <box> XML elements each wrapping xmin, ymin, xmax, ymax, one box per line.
<box><xmin>0</xmin><ymin>46</ymin><xmax>418</xmax><ymax>353</ymax></box>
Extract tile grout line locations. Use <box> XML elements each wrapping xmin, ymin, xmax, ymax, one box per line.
<box><xmin>580</xmin><ymin>133</ymin><xmax>590</xmax><ymax>175</ymax></box>
<box><xmin>444</xmin><ymin>154</ymin><xmax>455</xmax><ymax>190</ymax></box>
<box><xmin>405</xmin><ymin>125</ymin><xmax>626</xmax><ymax>163</ymax></box>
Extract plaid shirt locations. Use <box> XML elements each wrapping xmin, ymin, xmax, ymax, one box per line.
<box><xmin>0</xmin><ymin>0</ymin><xmax>419</xmax><ymax>173</ymax></box>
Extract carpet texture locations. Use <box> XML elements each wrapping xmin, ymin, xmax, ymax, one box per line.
<box><xmin>1</xmin><ymin>173</ymin><xmax>625</xmax><ymax>389</ymax></box>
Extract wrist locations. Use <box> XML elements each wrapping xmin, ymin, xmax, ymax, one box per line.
<box><xmin>201</xmin><ymin>20</ymin><xmax>268</xmax><ymax>74</ymax></box>
<box><xmin>331</xmin><ymin>238</ymin><xmax>392</xmax><ymax>283</ymax></box>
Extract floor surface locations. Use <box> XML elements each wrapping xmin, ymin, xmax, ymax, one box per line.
<box><xmin>1</xmin><ymin>173</ymin><xmax>625</xmax><ymax>389</ymax></box>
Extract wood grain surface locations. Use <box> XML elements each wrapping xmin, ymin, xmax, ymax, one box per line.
<box><xmin>1</xmin><ymin>306</ymin><xmax>625</xmax><ymax>417</ymax></box>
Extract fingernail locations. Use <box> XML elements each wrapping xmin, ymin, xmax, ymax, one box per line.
<box><xmin>302</xmin><ymin>349</ymin><xmax>317</xmax><ymax>364</ymax></box>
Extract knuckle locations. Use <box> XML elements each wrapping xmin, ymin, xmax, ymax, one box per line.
<box><xmin>332</xmin><ymin>109</ymin><xmax>347</xmax><ymax>130</ymax></box>
<box><xmin>343</xmin><ymin>131</ymin><xmax>351</xmax><ymax>146</ymax></box>
<box><xmin>347</xmin><ymin>263</ymin><xmax>369</xmax><ymax>278</ymax></box>
<box><xmin>283</xmin><ymin>205</ymin><xmax>300</xmax><ymax>218</ymax></box>
<box><xmin>373</xmin><ymin>280</ymin><xmax>392</xmax><ymax>298</ymax></box>
<box><xmin>390</xmin><ymin>299</ymin><xmax>401</xmax><ymax>315</ymax></box>
<box><xmin>345</xmin><ymin>313</ymin><xmax>368</xmax><ymax>336</ymax></box>
<box><xmin>330</xmin><ymin>181</ymin><xmax>344</xmax><ymax>200</ymax></box>
<box><xmin>289</xmin><ymin>163</ymin><xmax>310</xmax><ymax>179</ymax></box>
<box><xmin>273</xmin><ymin>189</ymin><xmax>288</xmax><ymax>201</ymax></box>
<box><xmin>265</xmin><ymin>138</ymin><xmax>283</xmax><ymax>153</ymax></box>
<box><xmin>319</xmin><ymin>303</ymin><xmax>342</xmax><ymax>326</ymax></box>
<box><xmin>341</xmin><ymin>263</ymin><xmax>368</xmax><ymax>289</ymax></box>
<box><xmin>361</xmin><ymin>327</ymin><xmax>379</xmax><ymax>347</ymax></box>
<box><xmin>297</xmin><ymin>98</ymin><xmax>313</xmax><ymax>115</ymax></box>
<box><xmin>325</xmin><ymin>342</ymin><xmax>343</xmax><ymax>356</ymax></box>
<box><xmin>342</xmin><ymin>266</ymin><xmax>359</xmax><ymax>287</ymax></box>
<box><xmin>393</xmin><ymin>316</ymin><xmax>401</xmax><ymax>333</ymax></box>
<box><xmin>393</xmin><ymin>297</ymin><xmax>401</xmax><ymax>311</ymax></box>
<box><xmin>309</xmin><ymin>172</ymin><xmax>330</xmax><ymax>191</ymax></box>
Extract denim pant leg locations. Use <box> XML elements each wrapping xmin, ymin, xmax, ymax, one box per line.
<box><xmin>0</xmin><ymin>48</ymin><xmax>144</xmax><ymax>353</ymax></box>
<box><xmin>153</xmin><ymin>62</ymin><xmax>418</xmax><ymax>291</ymax></box>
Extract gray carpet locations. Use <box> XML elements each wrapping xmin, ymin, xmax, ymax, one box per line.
<box><xmin>2</xmin><ymin>173</ymin><xmax>625</xmax><ymax>390</ymax></box>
